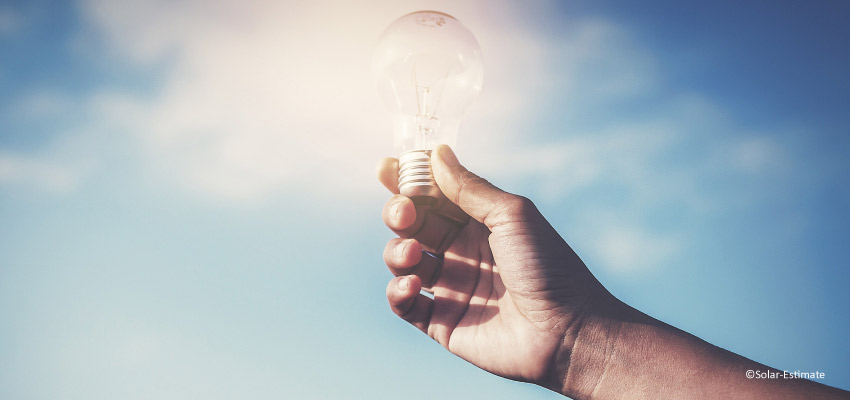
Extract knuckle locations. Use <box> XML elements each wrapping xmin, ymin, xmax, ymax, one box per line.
<box><xmin>509</xmin><ymin>195</ymin><xmax>537</xmax><ymax>217</ymax></box>
<box><xmin>488</xmin><ymin>194</ymin><xmax>538</xmax><ymax>228</ymax></box>
<box><xmin>453</xmin><ymin>169</ymin><xmax>487</xmax><ymax>204</ymax></box>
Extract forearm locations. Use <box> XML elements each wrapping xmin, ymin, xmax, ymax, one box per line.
<box><xmin>556</xmin><ymin>299</ymin><xmax>850</xmax><ymax>400</ymax></box>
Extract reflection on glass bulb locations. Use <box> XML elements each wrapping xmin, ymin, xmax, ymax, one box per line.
<box><xmin>373</xmin><ymin>10</ymin><xmax>484</xmax><ymax>203</ymax></box>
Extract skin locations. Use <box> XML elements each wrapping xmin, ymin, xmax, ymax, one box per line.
<box><xmin>378</xmin><ymin>145</ymin><xmax>850</xmax><ymax>400</ymax></box>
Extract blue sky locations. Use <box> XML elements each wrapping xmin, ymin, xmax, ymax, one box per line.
<box><xmin>1</xmin><ymin>1</ymin><xmax>849</xmax><ymax>399</ymax></box>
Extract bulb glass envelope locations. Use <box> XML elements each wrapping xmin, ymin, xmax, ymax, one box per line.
<box><xmin>372</xmin><ymin>11</ymin><xmax>484</xmax><ymax>153</ymax></box>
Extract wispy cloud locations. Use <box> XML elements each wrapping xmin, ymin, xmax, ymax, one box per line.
<box><xmin>0</xmin><ymin>7</ymin><xmax>23</xmax><ymax>36</ymax></box>
<box><xmin>62</xmin><ymin>0</ymin><xmax>570</xmax><ymax>203</ymax></box>
<box><xmin>0</xmin><ymin>0</ymin><xmax>813</xmax><ymax>275</ymax></box>
<box><xmin>454</xmin><ymin>18</ymin><xmax>808</xmax><ymax>275</ymax></box>
<box><xmin>591</xmin><ymin>224</ymin><xmax>680</xmax><ymax>274</ymax></box>
<box><xmin>0</xmin><ymin>151</ymin><xmax>91</xmax><ymax>193</ymax></box>
<box><xmin>3</xmin><ymin>1</ymin><xmax>600</xmax><ymax>203</ymax></box>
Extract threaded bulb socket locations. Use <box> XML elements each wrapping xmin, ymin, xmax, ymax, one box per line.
<box><xmin>398</xmin><ymin>150</ymin><xmax>442</xmax><ymax>202</ymax></box>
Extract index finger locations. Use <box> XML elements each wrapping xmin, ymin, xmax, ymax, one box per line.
<box><xmin>376</xmin><ymin>157</ymin><xmax>400</xmax><ymax>194</ymax></box>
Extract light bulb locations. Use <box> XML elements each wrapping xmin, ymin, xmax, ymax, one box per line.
<box><xmin>373</xmin><ymin>10</ymin><xmax>484</xmax><ymax>204</ymax></box>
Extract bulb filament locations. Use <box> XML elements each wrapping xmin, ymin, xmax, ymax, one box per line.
<box><xmin>412</xmin><ymin>65</ymin><xmax>447</xmax><ymax>147</ymax></box>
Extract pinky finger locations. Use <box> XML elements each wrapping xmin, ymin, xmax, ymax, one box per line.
<box><xmin>386</xmin><ymin>275</ymin><xmax>433</xmax><ymax>333</ymax></box>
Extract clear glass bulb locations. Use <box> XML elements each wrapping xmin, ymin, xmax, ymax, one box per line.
<box><xmin>372</xmin><ymin>11</ymin><xmax>484</xmax><ymax>202</ymax></box>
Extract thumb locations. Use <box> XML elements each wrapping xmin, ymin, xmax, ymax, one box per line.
<box><xmin>431</xmin><ymin>145</ymin><xmax>525</xmax><ymax>230</ymax></box>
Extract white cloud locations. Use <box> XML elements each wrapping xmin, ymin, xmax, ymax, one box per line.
<box><xmin>0</xmin><ymin>84</ymin><xmax>112</xmax><ymax>193</ymax></box>
<box><xmin>12</xmin><ymin>90</ymin><xmax>77</xmax><ymax>118</ymax></box>
<box><xmin>67</xmin><ymin>0</ymin><xmax>567</xmax><ymax>203</ymax></box>
<box><xmin>728</xmin><ymin>136</ymin><xmax>781</xmax><ymax>174</ymax></box>
<box><xmin>449</xmin><ymin>18</ymin><xmax>803</xmax><ymax>276</ymax></box>
<box><xmin>66</xmin><ymin>2</ymin><xmax>678</xmax><ymax>207</ymax></box>
<box><xmin>0</xmin><ymin>151</ymin><xmax>91</xmax><ymax>193</ymax></box>
<box><xmin>2</xmin><ymin>0</ymin><xmax>801</xmax><ymax>274</ymax></box>
<box><xmin>592</xmin><ymin>225</ymin><xmax>679</xmax><ymax>274</ymax></box>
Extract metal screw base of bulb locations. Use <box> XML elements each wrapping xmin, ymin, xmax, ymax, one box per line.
<box><xmin>398</xmin><ymin>150</ymin><xmax>442</xmax><ymax>205</ymax></box>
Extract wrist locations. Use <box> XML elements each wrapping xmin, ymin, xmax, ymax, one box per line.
<box><xmin>543</xmin><ymin>292</ymin><xmax>850</xmax><ymax>400</ymax></box>
<box><xmin>547</xmin><ymin>293</ymin><xmax>648</xmax><ymax>399</ymax></box>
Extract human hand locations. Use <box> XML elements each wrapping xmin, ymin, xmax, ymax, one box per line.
<box><xmin>378</xmin><ymin>145</ymin><xmax>850</xmax><ymax>400</ymax></box>
<box><xmin>377</xmin><ymin>145</ymin><xmax>622</xmax><ymax>389</ymax></box>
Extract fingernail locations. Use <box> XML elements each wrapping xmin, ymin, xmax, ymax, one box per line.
<box><xmin>398</xmin><ymin>276</ymin><xmax>409</xmax><ymax>291</ymax></box>
<box><xmin>394</xmin><ymin>239</ymin><xmax>409</xmax><ymax>260</ymax></box>
<box><xmin>436</xmin><ymin>145</ymin><xmax>459</xmax><ymax>167</ymax></box>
